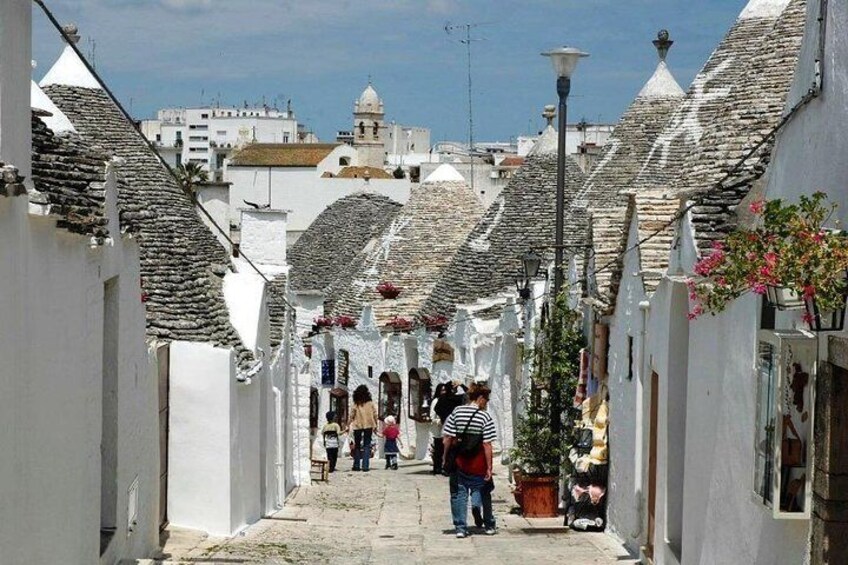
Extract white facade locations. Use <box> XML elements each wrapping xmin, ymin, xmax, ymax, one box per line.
<box><xmin>225</xmin><ymin>148</ymin><xmax>411</xmax><ymax>246</ymax></box>
<box><xmin>0</xmin><ymin>6</ymin><xmax>160</xmax><ymax>564</ymax></box>
<box><xmin>598</xmin><ymin>2</ymin><xmax>841</xmax><ymax>563</ymax></box>
<box><xmin>141</xmin><ymin>105</ymin><xmax>300</xmax><ymax>176</ymax></box>
<box><xmin>305</xmin><ymin>301</ymin><xmax>525</xmax><ymax>464</ymax></box>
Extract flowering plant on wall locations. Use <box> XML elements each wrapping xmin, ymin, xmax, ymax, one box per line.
<box><xmin>376</xmin><ymin>281</ymin><xmax>401</xmax><ymax>299</ymax></box>
<box><xmin>314</xmin><ymin>316</ymin><xmax>334</xmax><ymax>328</ymax></box>
<box><xmin>386</xmin><ymin>316</ymin><xmax>414</xmax><ymax>332</ymax></box>
<box><xmin>421</xmin><ymin>314</ymin><xmax>449</xmax><ymax>333</ymax></box>
<box><xmin>689</xmin><ymin>192</ymin><xmax>848</xmax><ymax>323</ymax></box>
<box><xmin>334</xmin><ymin>315</ymin><xmax>358</xmax><ymax>329</ymax></box>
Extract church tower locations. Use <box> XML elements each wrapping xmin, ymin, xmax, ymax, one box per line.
<box><xmin>353</xmin><ymin>82</ymin><xmax>385</xmax><ymax>168</ymax></box>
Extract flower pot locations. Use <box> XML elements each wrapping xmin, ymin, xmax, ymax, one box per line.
<box><xmin>519</xmin><ymin>475</ymin><xmax>559</xmax><ymax>518</ymax></box>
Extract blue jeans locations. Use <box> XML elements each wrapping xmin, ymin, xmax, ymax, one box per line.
<box><xmin>353</xmin><ymin>429</ymin><xmax>372</xmax><ymax>471</ymax></box>
<box><xmin>450</xmin><ymin>471</ymin><xmax>495</xmax><ymax>532</ymax></box>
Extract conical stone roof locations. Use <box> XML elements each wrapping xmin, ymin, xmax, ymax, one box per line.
<box><xmin>288</xmin><ymin>192</ymin><xmax>403</xmax><ymax>293</ymax></box>
<box><xmin>40</xmin><ymin>45</ymin><xmax>253</xmax><ymax>367</ymax></box>
<box><xmin>423</xmin><ymin>142</ymin><xmax>586</xmax><ymax>319</ymax></box>
<box><xmin>327</xmin><ymin>165</ymin><xmax>483</xmax><ymax>325</ymax></box>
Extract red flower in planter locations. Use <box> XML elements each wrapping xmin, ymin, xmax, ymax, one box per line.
<box><xmin>314</xmin><ymin>316</ymin><xmax>334</xmax><ymax>328</ymax></box>
<box><xmin>376</xmin><ymin>281</ymin><xmax>401</xmax><ymax>299</ymax></box>
<box><xmin>334</xmin><ymin>315</ymin><xmax>357</xmax><ymax>329</ymax></box>
<box><xmin>387</xmin><ymin>316</ymin><xmax>414</xmax><ymax>332</ymax></box>
<box><xmin>421</xmin><ymin>314</ymin><xmax>449</xmax><ymax>332</ymax></box>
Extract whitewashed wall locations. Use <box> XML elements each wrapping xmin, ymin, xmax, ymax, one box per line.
<box><xmin>225</xmin><ymin>165</ymin><xmax>411</xmax><ymax>243</ymax></box>
<box><xmin>0</xmin><ymin>194</ymin><xmax>158</xmax><ymax>563</ymax></box>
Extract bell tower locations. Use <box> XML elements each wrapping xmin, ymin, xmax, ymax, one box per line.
<box><xmin>352</xmin><ymin>81</ymin><xmax>385</xmax><ymax>167</ymax></box>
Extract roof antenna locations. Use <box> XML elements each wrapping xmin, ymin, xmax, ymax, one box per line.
<box><xmin>653</xmin><ymin>29</ymin><xmax>673</xmax><ymax>62</ymax></box>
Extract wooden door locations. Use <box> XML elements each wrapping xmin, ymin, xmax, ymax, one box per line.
<box><xmin>646</xmin><ymin>371</ymin><xmax>659</xmax><ymax>562</ymax></box>
<box><xmin>157</xmin><ymin>344</ymin><xmax>170</xmax><ymax>530</ymax></box>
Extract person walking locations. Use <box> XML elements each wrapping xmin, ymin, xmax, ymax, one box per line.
<box><xmin>443</xmin><ymin>383</ymin><xmax>497</xmax><ymax>537</ymax></box>
<box><xmin>349</xmin><ymin>384</ymin><xmax>378</xmax><ymax>472</ymax></box>
<box><xmin>431</xmin><ymin>382</ymin><xmax>461</xmax><ymax>475</ymax></box>
<box><xmin>380</xmin><ymin>415</ymin><xmax>402</xmax><ymax>470</ymax></box>
<box><xmin>322</xmin><ymin>411</ymin><xmax>342</xmax><ymax>473</ymax></box>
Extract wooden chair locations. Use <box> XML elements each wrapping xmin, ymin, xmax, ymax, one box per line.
<box><xmin>310</xmin><ymin>459</ymin><xmax>329</xmax><ymax>482</ymax></box>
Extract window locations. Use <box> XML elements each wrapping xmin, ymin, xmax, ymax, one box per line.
<box><xmin>359</xmin><ymin>121</ymin><xmax>365</xmax><ymax>136</ymax></box>
<box><xmin>754</xmin><ymin>330</ymin><xmax>816</xmax><ymax>518</ymax></box>
<box><xmin>408</xmin><ymin>368</ymin><xmax>432</xmax><ymax>422</ymax></box>
<box><xmin>321</xmin><ymin>359</ymin><xmax>336</xmax><ymax>387</ymax></box>
<box><xmin>339</xmin><ymin>157</ymin><xmax>351</xmax><ymax>167</ymax></box>
<box><xmin>201</xmin><ymin>113</ymin><xmax>209</xmax><ymax>119</ymax></box>
<box><xmin>175</xmin><ymin>131</ymin><xmax>182</xmax><ymax>141</ymax></box>
<box><xmin>373</xmin><ymin>122</ymin><xmax>379</xmax><ymax>137</ymax></box>
<box><xmin>378</xmin><ymin>371</ymin><xmax>402</xmax><ymax>421</ymax></box>
<box><xmin>283</xmin><ymin>133</ymin><xmax>290</xmax><ymax>143</ymax></box>
<box><xmin>216</xmin><ymin>154</ymin><xmax>225</xmax><ymax>170</ymax></box>
<box><xmin>309</xmin><ymin>387</ymin><xmax>319</xmax><ymax>428</ymax></box>
<box><xmin>155</xmin><ymin>133</ymin><xmax>161</xmax><ymax>142</ymax></box>
<box><xmin>175</xmin><ymin>153</ymin><xmax>182</xmax><ymax>167</ymax></box>
<box><xmin>329</xmin><ymin>388</ymin><xmax>349</xmax><ymax>425</ymax></box>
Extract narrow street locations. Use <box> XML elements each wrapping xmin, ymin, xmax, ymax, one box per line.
<box><xmin>155</xmin><ymin>459</ymin><xmax>635</xmax><ymax>564</ymax></box>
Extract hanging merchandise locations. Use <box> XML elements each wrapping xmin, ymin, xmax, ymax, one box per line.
<box><xmin>573</xmin><ymin>349</ymin><xmax>589</xmax><ymax>408</ymax></box>
<box><xmin>565</xmin><ymin>388</ymin><xmax>610</xmax><ymax>531</ymax></box>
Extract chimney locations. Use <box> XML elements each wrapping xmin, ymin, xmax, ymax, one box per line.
<box><xmin>239</xmin><ymin>208</ymin><xmax>289</xmax><ymax>270</ymax></box>
<box><xmin>0</xmin><ymin>0</ymin><xmax>32</xmax><ymax>180</ymax></box>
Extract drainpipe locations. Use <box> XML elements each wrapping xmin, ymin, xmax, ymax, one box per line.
<box><xmin>630</xmin><ymin>299</ymin><xmax>651</xmax><ymax>540</ymax></box>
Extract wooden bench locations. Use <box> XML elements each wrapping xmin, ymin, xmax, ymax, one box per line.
<box><xmin>310</xmin><ymin>459</ymin><xmax>329</xmax><ymax>482</ymax></box>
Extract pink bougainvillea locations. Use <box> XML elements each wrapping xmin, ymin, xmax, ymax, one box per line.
<box><xmin>689</xmin><ymin>192</ymin><xmax>848</xmax><ymax>323</ymax></box>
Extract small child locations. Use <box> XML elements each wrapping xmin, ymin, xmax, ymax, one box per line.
<box><xmin>381</xmin><ymin>415</ymin><xmax>402</xmax><ymax>470</ymax></box>
<box><xmin>322</xmin><ymin>411</ymin><xmax>342</xmax><ymax>473</ymax></box>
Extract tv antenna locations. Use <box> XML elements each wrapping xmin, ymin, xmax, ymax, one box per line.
<box><xmin>445</xmin><ymin>21</ymin><xmax>491</xmax><ymax>194</ymax></box>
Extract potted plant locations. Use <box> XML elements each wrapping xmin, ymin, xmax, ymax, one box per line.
<box><xmin>421</xmin><ymin>314</ymin><xmax>449</xmax><ymax>333</ymax></box>
<box><xmin>334</xmin><ymin>315</ymin><xmax>357</xmax><ymax>329</ymax></box>
<box><xmin>386</xmin><ymin>316</ymin><xmax>414</xmax><ymax>333</ymax></box>
<box><xmin>510</xmin><ymin>295</ymin><xmax>584</xmax><ymax>517</ymax></box>
<box><xmin>689</xmin><ymin>192</ymin><xmax>848</xmax><ymax>331</ymax></box>
<box><xmin>314</xmin><ymin>316</ymin><xmax>334</xmax><ymax>331</ymax></box>
<box><xmin>510</xmin><ymin>389</ymin><xmax>568</xmax><ymax>517</ymax></box>
<box><xmin>376</xmin><ymin>281</ymin><xmax>401</xmax><ymax>299</ymax></box>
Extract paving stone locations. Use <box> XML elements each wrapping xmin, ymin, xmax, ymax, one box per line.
<box><xmin>161</xmin><ymin>457</ymin><xmax>636</xmax><ymax>564</ymax></box>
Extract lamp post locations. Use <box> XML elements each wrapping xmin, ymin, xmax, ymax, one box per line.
<box><xmin>515</xmin><ymin>251</ymin><xmax>543</xmax><ymax>300</ymax></box>
<box><xmin>542</xmin><ymin>46</ymin><xmax>588</xmax><ymax>437</ymax></box>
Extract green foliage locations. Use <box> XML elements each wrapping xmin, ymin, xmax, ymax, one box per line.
<box><xmin>175</xmin><ymin>162</ymin><xmax>209</xmax><ymax>194</ymax></box>
<box><xmin>511</xmin><ymin>294</ymin><xmax>585</xmax><ymax>476</ymax></box>
<box><xmin>691</xmin><ymin>192</ymin><xmax>848</xmax><ymax>321</ymax></box>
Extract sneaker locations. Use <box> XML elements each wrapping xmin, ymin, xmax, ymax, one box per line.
<box><xmin>484</xmin><ymin>527</ymin><xmax>497</xmax><ymax>536</ymax></box>
<box><xmin>472</xmin><ymin>507</ymin><xmax>484</xmax><ymax>528</ymax></box>
<box><xmin>455</xmin><ymin>531</ymin><xmax>468</xmax><ymax>539</ymax></box>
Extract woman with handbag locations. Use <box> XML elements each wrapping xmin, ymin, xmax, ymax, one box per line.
<box><xmin>349</xmin><ymin>385</ymin><xmax>378</xmax><ymax>472</ymax></box>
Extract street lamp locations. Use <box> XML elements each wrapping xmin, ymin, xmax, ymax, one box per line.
<box><xmin>541</xmin><ymin>45</ymin><xmax>588</xmax><ymax>438</ymax></box>
<box><xmin>515</xmin><ymin>251</ymin><xmax>543</xmax><ymax>300</ymax></box>
<box><xmin>541</xmin><ymin>46</ymin><xmax>588</xmax><ymax>300</ymax></box>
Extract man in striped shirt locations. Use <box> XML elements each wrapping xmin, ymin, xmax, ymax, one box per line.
<box><xmin>443</xmin><ymin>383</ymin><xmax>497</xmax><ymax>537</ymax></box>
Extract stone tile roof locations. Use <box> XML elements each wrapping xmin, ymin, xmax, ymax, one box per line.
<box><xmin>335</xmin><ymin>166</ymin><xmax>393</xmax><ymax>179</ymax></box>
<box><xmin>229</xmin><ymin>143</ymin><xmax>341</xmax><ymax>167</ymax></box>
<box><xmin>288</xmin><ymin>192</ymin><xmax>403</xmax><ymax>293</ymax></box>
<box><xmin>30</xmin><ymin>113</ymin><xmax>133</xmax><ymax>240</ymax></box>
<box><xmin>43</xmin><ymin>84</ymin><xmax>252</xmax><ymax>365</ymax></box>
<box><xmin>585</xmin><ymin>71</ymin><xmax>686</xmax><ymax>311</ymax></box>
<box><xmin>602</xmin><ymin>0</ymin><xmax>804</xmax><ymax>304</ymax></box>
<box><xmin>634</xmin><ymin>191</ymin><xmax>680</xmax><ymax>294</ymax></box>
<box><xmin>422</xmin><ymin>130</ymin><xmax>586</xmax><ymax>319</ymax></box>
<box><xmin>326</xmin><ymin>166</ymin><xmax>484</xmax><ymax>325</ymax></box>
<box><xmin>268</xmin><ymin>273</ymin><xmax>289</xmax><ymax>348</ymax></box>
<box><xmin>685</xmin><ymin>0</ymin><xmax>806</xmax><ymax>256</ymax></box>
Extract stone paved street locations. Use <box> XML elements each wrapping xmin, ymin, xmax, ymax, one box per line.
<box><xmin>155</xmin><ymin>458</ymin><xmax>636</xmax><ymax>564</ymax></box>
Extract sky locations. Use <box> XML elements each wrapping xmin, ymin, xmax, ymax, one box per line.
<box><xmin>32</xmin><ymin>0</ymin><xmax>752</xmax><ymax>144</ymax></box>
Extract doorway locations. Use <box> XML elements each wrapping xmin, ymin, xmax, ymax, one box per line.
<box><xmin>645</xmin><ymin>371</ymin><xmax>659</xmax><ymax>563</ymax></box>
<box><xmin>157</xmin><ymin>343</ymin><xmax>170</xmax><ymax>530</ymax></box>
